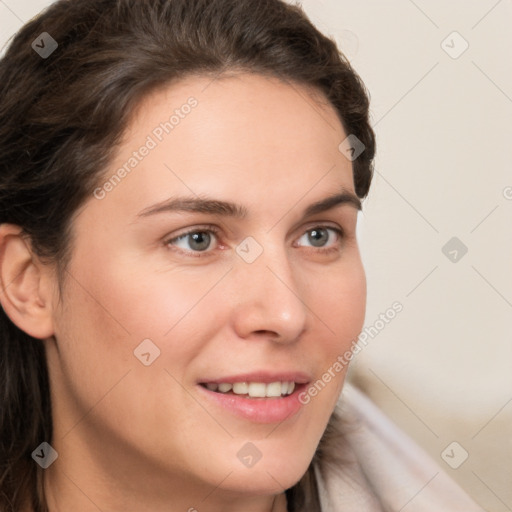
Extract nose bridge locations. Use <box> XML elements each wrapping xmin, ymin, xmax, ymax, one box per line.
<box><xmin>230</xmin><ymin>237</ymin><xmax>308</xmax><ymax>341</ymax></box>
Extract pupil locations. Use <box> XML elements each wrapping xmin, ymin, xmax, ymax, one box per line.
<box><xmin>190</xmin><ymin>232</ymin><xmax>210</xmax><ymax>251</ymax></box>
<box><xmin>309</xmin><ymin>228</ymin><xmax>328</xmax><ymax>247</ymax></box>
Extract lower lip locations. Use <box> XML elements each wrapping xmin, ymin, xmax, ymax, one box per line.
<box><xmin>197</xmin><ymin>384</ymin><xmax>307</xmax><ymax>424</ymax></box>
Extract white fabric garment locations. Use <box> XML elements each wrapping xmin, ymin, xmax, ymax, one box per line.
<box><xmin>313</xmin><ymin>384</ymin><xmax>485</xmax><ymax>511</ymax></box>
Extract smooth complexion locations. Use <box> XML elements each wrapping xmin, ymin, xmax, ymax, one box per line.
<box><xmin>0</xmin><ymin>72</ymin><xmax>366</xmax><ymax>511</ymax></box>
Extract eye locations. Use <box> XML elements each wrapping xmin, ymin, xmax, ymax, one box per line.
<box><xmin>165</xmin><ymin>224</ymin><xmax>344</xmax><ymax>258</ymax></box>
<box><xmin>295</xmin><ymin>226</ymin><xmax>343</xmax><ymax>250</ymax></box>
<box><xmin>166</xmin><ymin>227</ymin><xmax>220</xmax><ymax>255</ymax></box>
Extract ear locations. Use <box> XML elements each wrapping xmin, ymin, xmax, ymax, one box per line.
<box><xmin>0</xmin><ymin>223</ymin><xmax>56</xmax><ymax>339</ymax></box>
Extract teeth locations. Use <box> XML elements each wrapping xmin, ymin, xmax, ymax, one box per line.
<box><xmin>232</xmin><ymin>382</ymin><xmax>249</xmax><ymax>394</ymax></box>
<box><xmin>203</xmin><ymin>381</ymin><xmax>296</xmax><ymax>397</ymax></box>
<box><xmin>265</xmin><ymin>382</ymin><xmax>282</xmax><ymax>397</ymax></box>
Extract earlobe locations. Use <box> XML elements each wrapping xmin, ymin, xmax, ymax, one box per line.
<box><xmin>0</xmin><ymin>223</ymin><xmax>55</xmax><ymax>339</ymax></box>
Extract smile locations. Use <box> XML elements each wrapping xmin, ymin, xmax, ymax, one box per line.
<box><xmin>196</xmin><ymin>372</ymin><xmax>311</xmax><ymax>423</ymax></box>
<box><xmin>200</xmin><ymin>381</ymin><xmax>295</xmax><ymax>398</ymax></box>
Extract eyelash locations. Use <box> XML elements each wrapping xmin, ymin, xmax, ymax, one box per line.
<box><xmin>164</xmin><ymin>224</ymin><xmax>345</xmax><ymax>258</ymax></box>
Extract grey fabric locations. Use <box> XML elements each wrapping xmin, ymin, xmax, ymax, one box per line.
<box><xmin>313</xmin><ymin>384</ymin><xmax>485</xmax><ymax>511</ymax></box>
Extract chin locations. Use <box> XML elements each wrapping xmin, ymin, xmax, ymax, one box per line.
<box><xmin>213</xmin><ymin>443</ymin><xmax>315</xmax><ymax>495</ymax></box>
<box><xmin>221</xmin><ymin>465</ymin><xmax>308</xmax><ymax>496</ymax></box>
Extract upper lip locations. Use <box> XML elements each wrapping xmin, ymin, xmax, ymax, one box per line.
<box><xmin>198</xmin><ymin>371</ymin><xmax>311</xmax><ymax>385</ymax></box>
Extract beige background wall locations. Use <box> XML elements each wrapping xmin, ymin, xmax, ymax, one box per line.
<box><xmin>1</xmin><ymin>0</ymin><xmax>511</xmax><ymax>510</ymax></box>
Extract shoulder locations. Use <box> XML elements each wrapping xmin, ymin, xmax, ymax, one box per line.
<box><xmin>313</xmin><ymin>383</ymin><xmax>485</xmax><ymax>512</ymax></box>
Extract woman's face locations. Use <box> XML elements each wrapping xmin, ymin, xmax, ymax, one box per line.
<box><xmin>45</xmin><ymin>72</ymin><xmax>366</xmax><ymax>508</ymax></box>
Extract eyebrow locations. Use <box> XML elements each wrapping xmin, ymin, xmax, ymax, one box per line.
<box><xmin>136</xmin><ymin>190</ymin><xmax>362</xmax><ymax>220</ymax></box>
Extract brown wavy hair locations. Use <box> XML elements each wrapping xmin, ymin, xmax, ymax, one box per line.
<box><xmin>0</xmin><ymin>0</ymin><xmax>375</xmax><ymax>510</ymax></box>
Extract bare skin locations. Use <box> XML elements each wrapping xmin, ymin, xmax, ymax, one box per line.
<box><xmin>0</xmin><ymin>72</ymin><xmax>366</xmax><ymax>511</ymax></box>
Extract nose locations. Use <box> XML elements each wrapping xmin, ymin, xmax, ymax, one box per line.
<box><xmin>230</xmin><ymin>243</ymin><xmax>308</xmax><ymax>344</ymax></box>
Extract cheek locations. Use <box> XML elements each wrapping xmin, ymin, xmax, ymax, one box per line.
<box><xmin>305</xmin><ymin>258</ymin><xmax>366</xmax><ymax>404</ymax></box>
<box><xmin>52</xmin><ymin>256</ymin><xmax>219</xmax><ymax>453</ymax></box>
<box><xmin>69</xmin><ymin>246</ymin><xmax>215</xmax><ymax>341</ymax></box>
<box><xmin>313</xmin><ymin>257</ymin><xmax>366</xmax><ymax>348</ymax></box>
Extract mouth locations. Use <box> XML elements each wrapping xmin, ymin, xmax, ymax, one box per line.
<box><xmin>198</xmin><ymin>381</ymin><xmax>297</xmax><ymax>398</ymax></box>
<box><xmin>196</xmin><ymin>372</ymin><xmax>311</xmax><ymax>423</ymax></box>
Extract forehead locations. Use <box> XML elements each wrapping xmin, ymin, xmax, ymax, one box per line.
<box><xmin>131</xmin><ymin>72</ymin><xmax>345</xmax><ymax>154</ymax></box>
<box><xmin>87</xmin><ymin>72</ymin><xmax>355</xmax><ymax>223</ymax></box>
